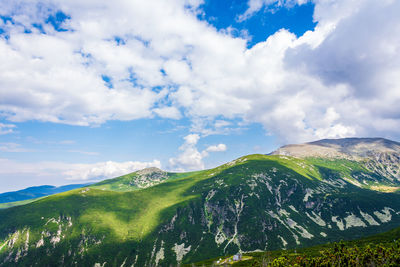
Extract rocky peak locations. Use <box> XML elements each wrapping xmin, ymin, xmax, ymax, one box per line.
<box><xmin>133</xmin><ymin>167</ymin><xmax>168</xmax><ymax>189</ymax></box>
<box><xmin>270</xmin><ymin>137</ymin><xmax>400</xmax><ymax>160</ymax></box>
<box><xmin>136</xmin><ymin>167</ymin><xmax>165</xmax><ymax>176</ymax></box>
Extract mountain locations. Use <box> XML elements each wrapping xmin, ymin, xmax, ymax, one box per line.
<box><xmin>1</xmin><ymin>138</ymin><xmax>400</xmax><ymax>266</ymax></box>
<box><xmin>0</xmin><ymin>183</ymin><xmax>91</xmax><ymax>204</ymax></box>
<box><xmin>271</xmin><ymin>137</ymin><xmax>400</xmax><ymax>191</ymax></box>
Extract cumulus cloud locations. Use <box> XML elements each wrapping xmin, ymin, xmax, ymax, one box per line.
<box><xmin>204</xmin><ymin>144</ymin><xmax>227</xmax><ymax>153</ymax></box>
<box><xmin>169</xmin><ymin>134</ymin><xmax>227</xmax><ymax>171</ymax></box>
<box><xmin>0</xmin><ymin>0</ymin><xmax>400</xmax><ymax>144</ymax></box>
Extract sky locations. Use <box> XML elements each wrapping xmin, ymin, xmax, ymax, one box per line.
<box><xmin>1</xmin><ymin>0</ymin><xmax>400</xmax><ymax>193</ymax></box>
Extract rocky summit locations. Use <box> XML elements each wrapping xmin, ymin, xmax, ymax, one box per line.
<box><xmin>1</xmin><ymin>138</ymin><xmax>400</xmax><ymax>266</ymax></box>
<box><xmin>270</xmin><ymin>137</ymin><xmax>400</xmax><ymax>159</ymax></box>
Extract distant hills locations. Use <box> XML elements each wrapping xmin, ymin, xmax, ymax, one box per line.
<box><xmin>1</xmin><ymin>137</ymin><xmax>400</xmax><ymax>266</ymax></box>
<box><xmin>0</xmin><ymin>184</ymin><xmax>90</xmax><ymax>204</ymax></box>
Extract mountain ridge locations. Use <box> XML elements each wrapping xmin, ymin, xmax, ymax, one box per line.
<box><xmin>0</xmin><ymin>183</ymin><xmax>91</xmax><ymax>204</ymax></box>
<box><xmin>270</xmin><ymin>137</ymin><xmax>400</xmax><ymax>159</ymax></box>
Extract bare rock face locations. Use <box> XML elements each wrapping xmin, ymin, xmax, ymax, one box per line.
<box><xmin>136</xmin><ymin>167</ymin><xmax>165</xmax><ymax>176</ymax></box>
<box><xmin>132</xmin><ymin>167</ymin><xmax>168</xmax><ymax>188</ymax></box>
<box><xmin>365</xmin><ymin>152</ymin><xmax>400</xmax><ymax>181</ymax></box>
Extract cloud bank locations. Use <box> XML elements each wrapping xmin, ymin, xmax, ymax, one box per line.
<box><xmin>1</xmin><ymin>0</ymin><xmax>400</xmax><ymax>144</ymax></box>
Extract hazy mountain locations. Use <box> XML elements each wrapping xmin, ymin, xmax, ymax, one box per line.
<box><xmin>1</xmin><ymin>138</ymin><xmax>400</xmax><ymax>266</ymax></box>
<box><xmin>0</xmin><ymin>183</ymin><xmax>91</xmax><ymax>204</ymax></box>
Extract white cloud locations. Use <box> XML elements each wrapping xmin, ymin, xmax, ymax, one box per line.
<box><xmin>169</xmin><ymin>134</ymin><xmax>227</xmax><ymax>171</ymax></box>
<box><xmin>1</xmin><ymin>0</ymin><xmax>400</xmax><ymax>144</ymax></box>
<box><xmin>205</xmin><ymin>144</ymin><xmax>227</xmax><ymax>153</ymax></box>
<box><xmin>153</xmin><ymin>106</ymin><xmax>182</xmax><ymax>119</ymax></box>
<box><xmin>169</xmin><ymin>135</ymin><xmax>204</xmax><ymax>171</ymax></box>
<box><xmin>0</xmin><ymin>123</ymin><xmax>16</xmax><ymax>135</ymax></box>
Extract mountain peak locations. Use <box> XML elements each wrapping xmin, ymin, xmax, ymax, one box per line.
<box><xmin>136</xmin><ymin>167</ymin><xmax>165</xmax><ymax>175</ymax></box>
<box><xmin>271</xmin><ymin>137</ymin><xmax>400</xmax><ymax>159</ymax></box>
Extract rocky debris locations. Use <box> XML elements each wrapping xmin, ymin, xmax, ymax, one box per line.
<box><xmin>332</xmin><ymin>216</ymin><xmax>345</xmax><ymax>230</ymax></box>
<box><xmin>374</xmin><ymin>207</ymin><xmax>394</xmax><ymax>223</ymax></box>
<box><xmin>344</xmin><ymin>213</ymin><xmax>366</xmax><ymax>228</ymax></box>
<box><xmin>359</xmin><ymin>210</ymin><xmax>380</xmax><ymax>226</ymax></box>
<box><xmin>154</xmin><ymin>241</ymin><xmax>165</xmax><ymax>265</ymax></box>
<box><xmin>172</xmin><ymin>243</ymin><xmax>191</xmax><ymax>263</ymax></box>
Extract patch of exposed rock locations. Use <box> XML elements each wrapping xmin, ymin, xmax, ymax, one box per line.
<box><xmin>132</xmin><ymin>167</ymin><xmax>169</xmax><ymax>188</ymax></box>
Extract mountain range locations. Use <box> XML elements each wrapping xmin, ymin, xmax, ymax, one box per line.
<box><xmin>0</xmin><ymin>184</ymin><xmax>90</xmax><ymax>204</ymax></box>
<box><xmin>1</xmin><ymin>137</ymin><xmax>400</xmax><ymax>266</ymax></box>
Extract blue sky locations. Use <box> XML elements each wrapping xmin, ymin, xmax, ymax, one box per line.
<box><xmin>1</xmin><ymin>0</ymin><xmax>400</xmax><ymax>192</ymax></box>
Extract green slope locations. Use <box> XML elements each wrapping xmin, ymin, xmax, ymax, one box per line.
<box><xmin>1</xmin><ymin>154</ymin><xmax>400</xmax><ymax>266</ymax></box>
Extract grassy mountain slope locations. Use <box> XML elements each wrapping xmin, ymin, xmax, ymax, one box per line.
<box><xmin>1</xmin><ymin>151</ymin><xmax>400</xmax><ymax>266</ymax></box>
